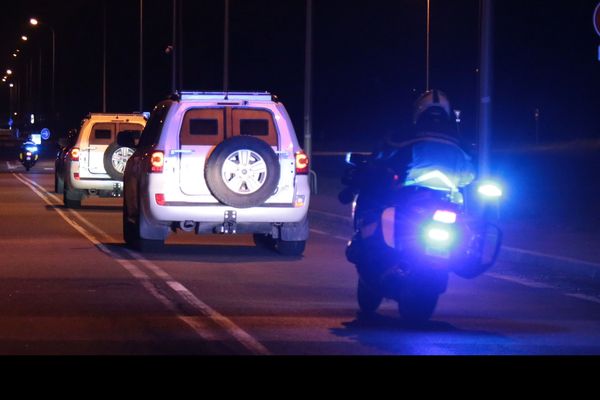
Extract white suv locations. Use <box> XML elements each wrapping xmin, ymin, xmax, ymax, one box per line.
<box><xmin>122</xmin><ymin>92</ymin><xmax>311</xmax><ymax>255</ymax></box>
<box><xmin>62</xmin><ymin>113</ymin><xmax>147</xmax><ymax>208</ymax></box>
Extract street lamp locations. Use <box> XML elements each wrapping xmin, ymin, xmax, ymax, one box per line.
<box><xmin>6</xmin><ymin>69</ymin><xmax>12</xmax><ymax>75</ymax></box>
<box><xmin>29</xmin><ymin>17</ymin><xmax>56</xmax><ymax>118</ymax></box>
<box><xmin>21</xmin><ymin>36</ymin><xmax>28</xmax><ymax>41</ymax></box>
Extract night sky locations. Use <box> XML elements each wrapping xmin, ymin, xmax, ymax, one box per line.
<box><xmin>0</xmin><ymin>0</ymin><xmax>598</xmax><ymax>149</ymax></box>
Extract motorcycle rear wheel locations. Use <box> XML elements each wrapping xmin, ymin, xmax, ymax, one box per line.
<box><xmin>397</xmin><ymin>288</ymin><xmax>439</xmax><ymax>322</ymax></box>
<box><xmin>357</xmin><ymin>278</ymin><xmax>383</xmax><ymax>315</ymax></box>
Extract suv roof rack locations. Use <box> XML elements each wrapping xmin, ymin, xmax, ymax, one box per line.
<box><xmin>175</xmin><ymin>91</ymin><xmax>275</xmax><ymax>102</ymax></box>
<box><xmin>85</xmin><ymin>112</ymin><xmax>147</xmax><ymax>119</ymax></box>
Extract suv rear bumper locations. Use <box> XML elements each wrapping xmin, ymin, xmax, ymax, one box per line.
<box><xmin>144</xmin><ymin>176</ymin><xmax>311</xmax><ymax>224</ymax></box>
<box><xmin>146</xmin><ymin>198</ymin><xmax>310</xmax><ymax>224</ymax></box>
<box><xmin>68</xmin><ymin>175</ymin><xmax>124</xmax><ymax>191</ymax></box>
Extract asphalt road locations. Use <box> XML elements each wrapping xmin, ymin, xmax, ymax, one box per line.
<box><xmin>0</xmin><ymin>158</ymin><xmax>599</xmax><ymax>355</ymax></box>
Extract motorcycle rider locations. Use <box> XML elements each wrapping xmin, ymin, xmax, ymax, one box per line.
<box><xmin>343</xmin><ymin>89</ymin><xmax>476</xmax><ymax>296</ymax></box>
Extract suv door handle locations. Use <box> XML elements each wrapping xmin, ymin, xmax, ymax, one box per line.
<box><xmin>170</xmin><ymin>149</ymin><xmax>195</xmax><ymax>155</ymax></box>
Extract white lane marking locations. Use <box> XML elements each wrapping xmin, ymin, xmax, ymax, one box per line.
<box><xmin>44</xmin><ymin>168</ymin><xmax>54</xmax><ymax>171</ymax></box>
<box><xmin>565</xmin><ymin>293</ymin><xmax>600</xmax><ymax>305</ymax></box>
<box><xmin>6</xmin><ymin>161</ymin><xmax>17</xmax><ymax>170</ymax></box>
<box><xmin>485</xmin><ymin>272</ymin><xmax>555</xmax><ymax>289</ymax></box>
<box><xmin>14</xmin><ymin>173</ymin><xmax>270</xmax><ymax>355</ymax></box>
<box><xmin>310</xmin><ymin>209</ymin><xmax>352</xmax><ymax>223</ymax></box>
<box><xmin>310</xmin><ymin>228</ymin><xmax>349</xmax><ymax>242</ymax></box>
<box><xmin>503</xmin><ymin>245</ymin><xmax>600</xmax><ymax>269</ymax></box>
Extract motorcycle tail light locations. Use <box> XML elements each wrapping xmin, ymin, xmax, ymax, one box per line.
<box><xmin>149</xmin><ymin>151</ymin><xmax>164</xmax><ymax>173</ymax></box>
<box><xmin>433</xmin><ymin>210</ymin><xmax>457</xmax><ymax>224</ymax></box>
<box><xmin>70</xmin><ymin>147</ymin><xmax>80</xmax><ymax>161</ymax></box>
<box><xmin>428</xmin><ymin>227</ymin><xmax>451</xmax><ymax>242</ymax></box>
<box><xmin>26</xmin><ymin>151</ymin><xmax>32</xmax><ymax>156</ymax></box>
<box><xmin>295</xmin><ymin>151</ymin><xmax>309</xmax><ymax>175</ymax></box>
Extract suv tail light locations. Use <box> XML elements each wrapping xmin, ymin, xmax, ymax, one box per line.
<box><xmin>70</xmin><ymin>147</ymin><xmax>80</xmax><ymax>161</ymax></box>
<box><xmin>295</xmin><ymin>151</ymin><xmax>309</xmax><ymax>175</ymax></box>
<box><xmin>149</xmin><ymin>151</ymin><xmax>164</xmax><ymax>173</ymax></box>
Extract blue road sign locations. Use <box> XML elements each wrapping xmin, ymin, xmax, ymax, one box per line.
<box><xmin>41</xmin><ymin>128</ymin><xmax>51</xmax><ymax>140</ymax></box>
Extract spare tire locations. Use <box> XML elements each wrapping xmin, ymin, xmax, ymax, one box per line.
<box><xmin>104</xmin><ymin>142</ymin><xmax>135</xmax><ymax>180</ymax></box>
<box><xmin>205</xmin><ymin>136</ymin><xmax>280</xmax><ymax>208</ymax></box>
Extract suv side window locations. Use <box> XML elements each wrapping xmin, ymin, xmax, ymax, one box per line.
<box><xmin>139</xmin><ymin>103</ymin><xmax>170</xmax><ymax>148</ymax></box>
<box><xmin>181</xmin><ymin>108</ymin><xmax>225</xmax><ymax>146</ymax></box>
<box><xmin>232</xmin><ymin>108</ymin><xmax>278</xmax><ymax>146</ymax></box>
<box><xmin>90</xmin><ymin>123</ymin><xmax>115</xmax><ymax>145</ymax></box>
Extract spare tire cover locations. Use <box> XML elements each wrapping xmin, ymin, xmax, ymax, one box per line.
<box><xmin>104</xmin><ymin>142</ymin><xmax>135</xmax><ymax>181</ymax></box>
<box><xmin>205</xmin><ymin>136</ymin><xmax>280</xmax><ymax>208</ymax></box>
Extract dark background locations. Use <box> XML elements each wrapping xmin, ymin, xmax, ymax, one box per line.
<box><xmin>0</xmin><ymin>0</ymin><xmax>599</xmax><ymax>149</ymax></box>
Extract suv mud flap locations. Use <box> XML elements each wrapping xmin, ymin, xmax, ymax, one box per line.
<box><xmin>279</xmin><ymin>216</ymin><xmax>309</xmax><ymax>241</ymax></box>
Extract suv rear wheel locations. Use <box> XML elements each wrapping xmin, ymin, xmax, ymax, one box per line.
<box><xmin>123</xmin><ymin>193</ymin><xmax>166</xmax><ymax>252</ymax></box>
<box><xmin>276</xmin><ymin>239</ymin><xmax>306</xmax><ymax>256</ymax></box>
<box><xmin>205</xmin><ymin>136</ymin><xmax>280</xmax><ymax>209</ymax></box>
<box><xmin>63</xmin><ymin>182</ymin><xmax>83</xmax><ymax>209</ymax></box>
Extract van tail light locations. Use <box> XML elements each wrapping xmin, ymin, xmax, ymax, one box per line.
<box><xmin>149</xmin><ymin>151</ymin><xmax>164</xmax><ymax>173</ymax></box>
<box><xmin>70</xmin><ymin>147</ymin><xmax>80</xmax><ymax>161</ymax></box>
<box><xmin>295</xmin><ymin>151</ymin><xmax>309</xmax><ymax>175</ymax></box>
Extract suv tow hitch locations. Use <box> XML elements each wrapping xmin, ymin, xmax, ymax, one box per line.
<box><xmin>218</xmin><ymin>210</ymin><xmax>238</xmax><ymax>234</ymax></box>
<box><xmin>112</xmin><ymin>183</ymin><xmax>123</xmax><ymax>197</ymax></box>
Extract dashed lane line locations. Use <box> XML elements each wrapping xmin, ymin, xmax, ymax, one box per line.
<box><xmin>13</xmin><ymin>173</ymin><xmax>271</xmax><ymax>355</ymax></box>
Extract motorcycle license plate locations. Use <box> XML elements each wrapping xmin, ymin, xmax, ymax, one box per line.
<box><xmin>425</xmin><ymin>246</ymin><xmax>451</xmax><ymax>259</ymax></box>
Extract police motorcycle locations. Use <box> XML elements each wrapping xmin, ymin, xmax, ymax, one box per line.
<box><xmin>339</xmin><ymin>153</ymin><xmax>503</xmax><ymax>322</ymax></box>
<box><xmin>18</xmin><ymin>141</ymin><xmax>40</xmax><ymax>172</ymax></box>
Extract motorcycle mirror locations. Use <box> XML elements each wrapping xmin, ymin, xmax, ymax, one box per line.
<box><xmin>345</xmin><ymin>152</ymin><xmax>368</xmax><ymax>166</ymax></box>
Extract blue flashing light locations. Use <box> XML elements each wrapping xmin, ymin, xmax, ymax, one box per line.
<box><xmin>478</xmin><ymin>183</ymin><xmax>502</xmax><ymax>198</ymax></box>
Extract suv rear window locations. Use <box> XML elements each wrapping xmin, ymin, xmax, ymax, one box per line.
<box><xmin>90</xmin><ymin>123</ymin><xmax>115</xmax><ymax>145</ymax></box>
<box><xmin>231</xmin><ymin>109</ymin><xmax>277</xmax><ymax>146</ymax></box>
<box><xmin>90</xmin><ymin>122</ymin><xmax>145</xmax><ymax>145</ymax></box>
<box><xmin>181</xmin><ymin>108</ymin><xmax>225</xmax><ymax>146</ymax></box>
<box><xmin>180</xmin><ymin>107</ymin><xmax>278</xmax><ymax>146</ymax></box>
<box><xmin>190</xmin><ymin>119</ymin><xmax>219</xmax><ymax>136</ymax></box>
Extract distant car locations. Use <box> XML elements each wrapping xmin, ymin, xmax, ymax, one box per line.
<box><xmin>122</xmin><ymin>91</ymin><xmax>311</xmax><ymax>255</ymax></box>
<box><xmin>55</xmin><ymin>128</ymin><xmax>79</xmax><ymax>193</ymax></box>
<box><xmin>61</xmin><ymin>113</ymin><xmax>147</xmax><ymax>208</ymax></box>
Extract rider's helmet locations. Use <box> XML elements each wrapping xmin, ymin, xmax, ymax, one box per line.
<box><xmin>413</xmin><ymin>89</ymin><xmax>455</xmax><ymax>138</ymax></box>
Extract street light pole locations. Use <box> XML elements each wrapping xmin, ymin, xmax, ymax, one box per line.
<box><xmin>30</xmin><ymin>18</ymin><xmax>56</xmax><ymax>121</ymax></box>
<box><xmin>426</xmin><ymin>0</ymin><xmax>431</xmax><ymax>91</ymax></box>
<box><xmin>172</xmin><ymin>0</ymin><xmax>178</xmax><ymax>93</ymax></box>
<box><xmin>139</xmin><ymin>0</ymin><xmax>144</xmax><ymax>111</ymax></box>
<box><xmin>103</xmin><ymin>2</ymin><xmax>107</xmax><ymax>112</ymax></box>
<box><xmin>223</xmin><ymin>0</ymin><xmax>230</xmax><ymax>94</ymax></box>
<box><xmin>478</xmin><ymin>0</ymin><xmax>494</xmax><ymax>179</ymax></box>
<box><xmin>304</xmin><ymin>0</ymin><xmax>313</xmax><ymax>160</ymax></box>
<box><xmin>534</xmin><ymin>108</ymin><xmax>540</xmax><ymax>145</ymax></box>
